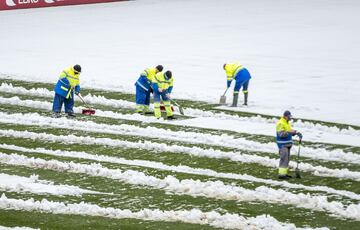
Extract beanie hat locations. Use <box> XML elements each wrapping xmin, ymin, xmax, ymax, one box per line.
<box><xmin>283</xmin><ymin>110</ymin><xmax>292</xmax><ymax>118</ymax></box>
<box><xmin>164</xmin><ymin>70</ymin><xmax>172</xmax><ymax>79</ymax></box>
<box><xmin>156</xmin><ymin>65</ymin><xmax>163</xmax><ymax>72</ymax></box>
<box><xmin>74</xmin><ymin>64</ymin><xmax>82</xmax><ymax>73</ymax></box>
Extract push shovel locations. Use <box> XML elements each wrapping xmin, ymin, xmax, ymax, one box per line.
<box><xmin>219</xmin><ymin>87</ymin><xmax>229</xmax><ymax>105</ymax></box>
<box><xmin>76</xmin><ymin>93</ymin><xmax>96</xmax><ymax>115</ymax></box>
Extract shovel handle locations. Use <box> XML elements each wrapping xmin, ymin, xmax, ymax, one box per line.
<box><xmin>76</xmin><ymin>93</ymin><xmax>91</xmax><ymax>108</ymax></box>
<box><xmin>222</xmin><ymin>87</ymin><xmax>229</xmax><ymax>96</ymax></box>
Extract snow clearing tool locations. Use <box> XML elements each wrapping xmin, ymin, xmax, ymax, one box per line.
<box><xmin>76</xmin><ymin>93</ymin><xmax>96</xmax><ymax>115</ymax></box>
<box><xmin>295</xmin><ymin>138</ymin><xmax>302</xmax><ymax>179</ymax></box>
<box><xmin>219</xmin><ymin>87</ymin><xmax>229</xmax><ymax>105</ymax></box>
<box><xmin>170</xmin><ymin>99</ymin><xmax>184</xmax><ymax>115</ymax></box>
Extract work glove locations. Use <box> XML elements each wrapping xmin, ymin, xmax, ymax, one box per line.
<box><xmin>75</xmin><ymin>91</ymin><xmax>80</xmax><ymax>95</ymax></box>
<box><xmin>296</xmin><ymin>132</ymin><xmax>303</xmax><ymax>139</ymax></box>
<box><xmin>158</xmin><ymin>88</ymin><xmax>163</xmax><ymax>93</ymax></box>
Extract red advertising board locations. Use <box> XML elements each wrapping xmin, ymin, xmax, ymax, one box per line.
<box><xmin>0</xmin><ymin>0</ymin><xmax>128</xmax><ymax>11</ymax></box>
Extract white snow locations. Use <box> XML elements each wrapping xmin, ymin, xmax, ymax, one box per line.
<box><xmin>0</xmin><ymin>194</ymin><xmax>328</xmax><ymax>230</ymax></box>
<box><xmin>1</xmin><ymin>152</ymin><xmax>359</xmax><ymax>221</ymax></box>
<box><xmin>0</xmin><ymin>173</ymin><xmax>103</xmax><ymax>196</ymax></box>
<box><xmin>1</xmin><ymin>83</ymin><xmax>360</xmax><ymax>147</ymax></box>
<box><xmin>0</xmin><ymin>226</ymin><xmax>39</xmax><ymax>230</ymax></box>
<box><xmin>2</xmin><ymin>143</ymin><xmax>359</xmax><ymax>200</ymax></box>
<box><xmin>0</xmin><ymin>0</ymin><xmax>359</xmax><ymax>126</ymax></box>
<box><xmin>0</xmin><ymin>111</ymin><xmax>359</xmax><ymax>165</ymax></box>
<box><xmin>1</xmin><ymin>128</ymin><xmax>359</xmax><ymax>181</ymax></box>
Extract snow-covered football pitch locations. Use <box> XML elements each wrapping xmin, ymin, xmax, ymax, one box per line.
<box><xmin>0</xmin><ymin>78</ymin><xmax>359</xmax><ymax>230</ymax></box>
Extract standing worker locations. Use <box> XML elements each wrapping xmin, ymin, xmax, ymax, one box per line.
<box><xmin>223</xmin><ymin>62</ymin><xmax>252</xmax><ymax>107</ymax></box>
<box><xmin>135</xmin><ymin>65</ymin><xmax>163</xmax><ymax>114</ymax></box>
<box><xmin>52</xmin><ymin>64</ymin><xmax>81</xmax><ymax>117</ymax></box>
<box><xmin>152</xmin><ymin>70</ymin><xmax>174</xmax><ymax>119</ymax></box>
<box><xmin>276</xmin><ymin>110</ymin><xmax>302</xmax><ymax>179</ymax></box>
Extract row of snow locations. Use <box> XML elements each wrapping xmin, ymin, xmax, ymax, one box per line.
<box><xmin>0</xmin><ymin>194</ymin><xmax>329</xmax><ymax>230</ymax></box>
<box><xmin>0</xmin><ymin>110</ymin><xmax>358</xmax><ymax>165</ymax></box>
<box><xmin>1</xmin><ymin>143</ymin><xmax>359</xmax><ymax>200</ymax></box>
<box><xmin>1</xmin><ymin>128</ymin><xmax>359</xmax><ymax>181</ymax></box>
<box><xmin>1</xmin><ymin>152</ymin><xmax>360</xmax><ymax>221</ymax></box>
<box><xmin>1</xmin><ymin>82</ymin><xmax>359</xmax><ymax>146</ymax></box>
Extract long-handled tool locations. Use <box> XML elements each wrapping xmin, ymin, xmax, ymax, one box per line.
<box><xmin>170</xmin><ymin>99</ymin><xmax>184</xmax><ymax>115</ymax></box>
<box><xmin>76</xmin><ymin>93</ymin><xmax>96</xmax><ymax>115</ymax></box>
<box><xmin>295</xmin><ymin>138</ymin><xmax>302</xmax><ymax>179</ymax></box>
<box><xmin>219</xmin><ymin>87</ymin><xmax>229</xmax><ymax>105</ymax></box>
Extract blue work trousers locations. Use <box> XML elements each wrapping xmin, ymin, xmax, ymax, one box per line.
<box><xmin>136</xmin><ymin>86</ymin><xmax>151</xmax><ymax>106</ymax></box>
<box><xmin>52</xmin><ymin>93</ymin><xmax>74</xmax><ymax>113</ymax></box>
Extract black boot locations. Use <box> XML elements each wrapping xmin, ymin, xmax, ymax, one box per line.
<box><xmin>53</xmin><ymin>112</ymin><xmax>61</xmax><ymax>118</ymax></box>
<box><xmin>243</xmin><ymin>92</ymin><xmax>248</xmax><ymax>106</ymax></box>
<box><xmin>231</xmin><ymin>92</ymin><xmax>239</xmax><ymax>107</ymax></box>
<box><xmin>67</xmin><ymin>112</ymin><xmax>76</xmax><ymax>118</ymax></box>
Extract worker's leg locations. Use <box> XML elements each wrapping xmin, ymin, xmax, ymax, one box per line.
<box><xmin>242</xmin><ymin>80</ymin><xmax>250</xmax><ymax>105</ymax></box>
<box><xmin>161</xmin><ymin>93</ymin><xmax>173</xmax><ymax>118</ymax></box>
<box><xmin>52</xmin><ymin>93</ymin><xmax>64</xmax><ymax>113</ymax></box>
<box><xmin>278</xmin><ymin>146</ymin><xmax>291</xmax><ymax>179</ymax></box>
<box><xmin>153</xmin><ymin>91</ymin><xmax>161</xmax><ymax>118</ymax></box>
<box><xmin>64</xmin><ymin>94</ymin><xmax>75</xmax><ymax>115</ymax></box>
<box><xmin>143</xmin><ymin>91</ymin><xmax>151</xmax><ymax>113</ymax></box>
<box><xmin>135</xmin><ymin>86</ymin><xmax>147</xmax><ymax>113</ymax></box>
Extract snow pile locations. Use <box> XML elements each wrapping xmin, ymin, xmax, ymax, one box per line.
<box><xmin>0</xmin><ymin>173</ymin><xmax>103</xmax><ymax>196</ymax></box>
<box><xmin>0</xmin><ymin>194</ymin><xmax>328</xmax><ymax>230</ymax></box>
<box><xmin>1</xmin><ymin>143</ymin><xmax>359</xmax><ymax>200</ymax></box>
<box><xmin>0</xmin><ymin>128</ymin><xmax>359</xmax><ymax>181</ymax></box>
<box><xmin>0</xmin><ymin>152</ymin><xmax>359</xmax><ymax>220</ymax></box>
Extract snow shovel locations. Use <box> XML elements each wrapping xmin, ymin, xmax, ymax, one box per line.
<box><xmin>295</xmin><ymin>139</ymin><xmax>302</xmax><ymax>179</ymax></box>
<box><xmin>170</xmin><ymin>99</ymin><xmax>184</xmax><ymax>115</ymax></box>
<box><xmin>219</xmin><ymin>87</ymin><xmax>229</xmax><ymax>105</ymax></box>
<box><xmin>76</xmin><ymin>93</ymin><xmax>96</xmax><ymax>115</ymax></box>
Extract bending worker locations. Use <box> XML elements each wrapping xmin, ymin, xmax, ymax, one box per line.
<box><xmin>52</xmin><ymin>64</ymin><xmax>81</xmax><ymax>117</ymax></box>
<box><xmin>276</xmin><ymin>110</ymin><xmax>302</xmax><ymax>179</ymax></box>
<box><xmin>135</xmin><ymin>65</ymin><xmax>163</xmax><ymax>114</ymax></box>
<box><xmin>223</xmin><ymin>62</ymin><xmax>252</xmax><ymax>107</ymax></box>
<box><xmin>152</xmin><ymin>70</ymin><xmax>174</xmax><ymax>119</ymax></box>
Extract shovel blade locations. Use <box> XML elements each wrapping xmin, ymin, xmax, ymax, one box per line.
<box><xmin>82</xmin><ymin>109</ymin><xmax>96</xmax><ymax>115</ymax></box>
<box><xmin>219</xmin><ymin>95</ymin><xmax>226</xmax><ymax>104</ymax></box>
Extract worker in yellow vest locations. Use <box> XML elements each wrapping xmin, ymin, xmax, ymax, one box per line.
<box><xmin>223</xmin><ymin>62</ymin><xmax>252</xmax><ymax>106</ymax></box>
<box><xmin>135</xmin><ymin>65</ymin><xmax>163</xmax><ymax>113</ymax></box>
<box><xmin>152</xmin><ymin>70</ymin><xmax>174</xmax><ymax>119</ymax></box>
<box><xmin>52</xmin><ymin>64</ymin><xmax>81</xmax><ymax>117</ymax></box>
<box><xmin>276</xmin><ymin>110</ymin><xmax>302</xmax><ymax>179</ymax></box>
